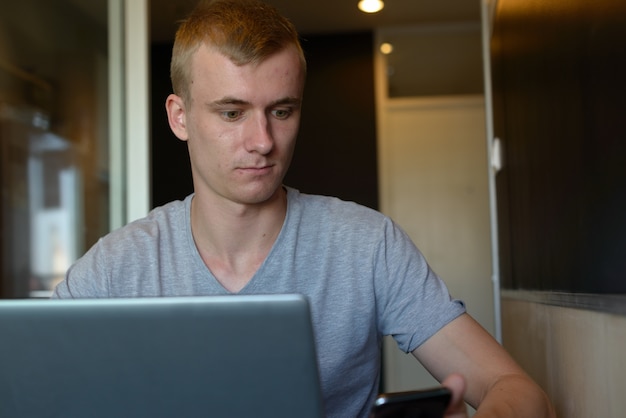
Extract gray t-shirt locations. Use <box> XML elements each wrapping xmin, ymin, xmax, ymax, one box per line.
<box><xmin>53</xmin><ymin>187</ymin><xmax>465</xmax><ymax>418</ymax></box>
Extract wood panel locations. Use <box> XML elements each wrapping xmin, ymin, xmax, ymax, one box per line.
<box><xmin>491</xmin><ymin>0</ymin><xmax>626</xmax><ymax>293</ymax></box>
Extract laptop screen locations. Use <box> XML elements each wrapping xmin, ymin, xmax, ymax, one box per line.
<box><xmin>0</xmin><ymin>294</ymin><xmax>324</xmax><ymax>418</ymax></box>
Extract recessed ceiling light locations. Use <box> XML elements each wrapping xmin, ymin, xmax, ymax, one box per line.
<box><xmin>358</xmin><ymin>0</ymin><xmax>384</xmax><ymax>14</ymax></box>
<box><xmin>380</xmin><ymin>42</ymin><xmax>393</xmax><ymax>55</ymax></box>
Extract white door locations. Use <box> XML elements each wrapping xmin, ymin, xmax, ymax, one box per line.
<box><xmin>378</xmin><ymin>95</ymin><xmax>495</xmax><ymax>392</ymax></box>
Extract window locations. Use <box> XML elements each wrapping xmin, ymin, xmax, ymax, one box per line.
<box><xmin>0</xmin><ymin>0</ymin><xmax>122</xmax><ymax>298</ymax></box>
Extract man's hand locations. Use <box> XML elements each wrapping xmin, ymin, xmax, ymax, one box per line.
<box><xmin>442</xmin><ymin>373</ymin><xmax>468</xmax><ymax>418</ymax></box>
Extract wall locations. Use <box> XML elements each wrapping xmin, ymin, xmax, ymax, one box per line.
<box><xmin>150</xmin><ymin>43</ymin><xmax>194</xmax><ymax>207</ymax></box>
<box><xmin>491</xmin><ymin>0</ymin><xmax>626</xmax><ymax>294</ymax></box>
<box><xmin>284</xmin><ymin>32</ymin><xmax>379</xmax><ymax>209</ymax></box>
<box><xmin>502</xmin><ymin>297</ymin><xmax>626</xmax><ymax>417</ymax></box>
<box><xmin>489</xmin><ymin>0</ymin><xmax>626</xmax><ymax>416</ymax></box>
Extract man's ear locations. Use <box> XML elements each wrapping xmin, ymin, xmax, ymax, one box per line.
<box><xmin>165</xmin><ymin>94</ymin><xmax>189</xmax><ymax>141</ymax></box>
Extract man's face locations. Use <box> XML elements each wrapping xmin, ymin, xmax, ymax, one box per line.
<box><xmin>168</xmin><ymin>45</ymin><xmax>305</xmax><ymax>206</ymax></box>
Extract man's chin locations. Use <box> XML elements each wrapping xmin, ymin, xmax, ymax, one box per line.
<box><xmin>236</xmin><ymin>183</ymin><xmax>285</xmax><ymax>206</ymax></box>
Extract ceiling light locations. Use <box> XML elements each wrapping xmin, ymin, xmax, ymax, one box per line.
<box><xmin>380</xmin><ymin>42</ymin><xmax>393</xmax><ymax>55</ymax></box>
<box><xmin>358</xmin><ymin>0</ymin><xmax>384</xmax><ymax>14</ymax></box>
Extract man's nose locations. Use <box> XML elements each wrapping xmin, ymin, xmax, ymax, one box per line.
<box><xmin>244</xmin><ymin>113</ymin><xmax>274</xmax><ymax>154</ymax></box>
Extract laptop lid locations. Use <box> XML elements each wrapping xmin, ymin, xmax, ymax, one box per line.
<box><xmin>0</xmin><ymin>294</ymin><xmax>324</xmax><ymax>418</ymax></box>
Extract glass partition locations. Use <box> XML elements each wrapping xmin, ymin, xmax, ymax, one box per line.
<box><xmin>0</xmin><ymin>0</ymin><xmax>115</xmax><ymax>298</ymax></box>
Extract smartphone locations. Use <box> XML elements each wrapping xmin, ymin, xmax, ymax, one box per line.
<box><xmin>370</xmin><ymin>386</ymin><xmax>452</xmax><ymax>418</ymax></box>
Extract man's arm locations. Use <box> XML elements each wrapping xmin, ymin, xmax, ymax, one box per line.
<box><xmin>412</xmin><ymin>313</ymin><xmax>555</xmax><ymax>418</ymax></box>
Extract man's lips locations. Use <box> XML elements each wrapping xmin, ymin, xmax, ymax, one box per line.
<box><xmin>237</xmin><ymin>164</ymin><xmax>275</xmax><ymax>174</ymax></box>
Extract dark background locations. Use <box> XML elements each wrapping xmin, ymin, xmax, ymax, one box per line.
<box><xmin>491</xmin><ymin>0</ymin><xmax>626</xmax><ymax>293</ymax></box>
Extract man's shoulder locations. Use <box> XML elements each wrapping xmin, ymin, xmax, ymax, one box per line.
<box><xmin>285</xmin><ymin>187</ymin><xmax>389</xmax><ymax>237</ymax></box>
<box><xmin>142</xmin><ymin>195</ymin><xmax>193</xmax><ymax>221</ymax></box>
<box><xmin>104</xmin><ymin>195</ymin><xmax>191</xmax><ymax>244</ymax></box>
<box><xmin>287</xmin><ymin>187</ymin><xmax>380</xmax><ymax>217</ymax></box>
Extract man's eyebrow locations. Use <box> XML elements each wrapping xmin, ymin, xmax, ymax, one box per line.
<box><xmin>270</xmin><ymin>97</ymin><xmax>302</xmax><ymax>107</ymax></box>
<box><xmin>209</xmin><ymin>97</ymin><xmax>249</xmax><ymax>107</ymax></box>
<box><xmin>208</xmin><ymin>96</ymin><xmax>302</xmax><ymax>108</ymax></box>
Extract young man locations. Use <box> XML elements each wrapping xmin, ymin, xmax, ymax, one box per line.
<box><xmin>53</xmin><ymin>0</ymin><xmax>555</xmax><ymax>417</ymax></box>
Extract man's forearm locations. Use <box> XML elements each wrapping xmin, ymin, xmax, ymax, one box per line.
<box><xmin>474</xmin><ymin>373</ymin><xmax>555</xmax><ymax>418</ymax></box>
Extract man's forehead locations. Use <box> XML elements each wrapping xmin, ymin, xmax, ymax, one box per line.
<box><xmin>188</xmin><ymin>73</ymin><xmax>303</xmax><ymax>109</ymax></box>
<box><xmin>191</xmin><ymin>43</ymin><xmax>304</xmax><ymax>72</ymax></box>
<box><xmin>188</xmin><ymin>45</ymin><xmax>305</xmax><ymax>94</ymax></box>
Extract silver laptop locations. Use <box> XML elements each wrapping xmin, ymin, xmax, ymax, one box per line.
<box><xmin>0</xmin><ymin>294</ymin><xmax>324</xmax><ymax>418</ymax></box>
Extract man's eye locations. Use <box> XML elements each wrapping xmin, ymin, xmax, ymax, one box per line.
<box><xmin>272</xmin><ymin>109</ymin><xmax>291</xmax><ymax>120</ymax></box>
<box><xmin>222</xmin><ymin>110</ymin><xmax>242</xmax><ymax>120</ymax></box>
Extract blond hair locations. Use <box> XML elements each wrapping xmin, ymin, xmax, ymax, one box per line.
<box><xmin>170</xmin><ymin>0</ymin><xmax>306</xmax><ymax>103</ymax></box>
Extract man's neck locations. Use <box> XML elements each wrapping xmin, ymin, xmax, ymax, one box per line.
<box><xmin>189</xmin><ymin>188</ymin><xmax>288</xmax><ymax>292</ymax></box>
